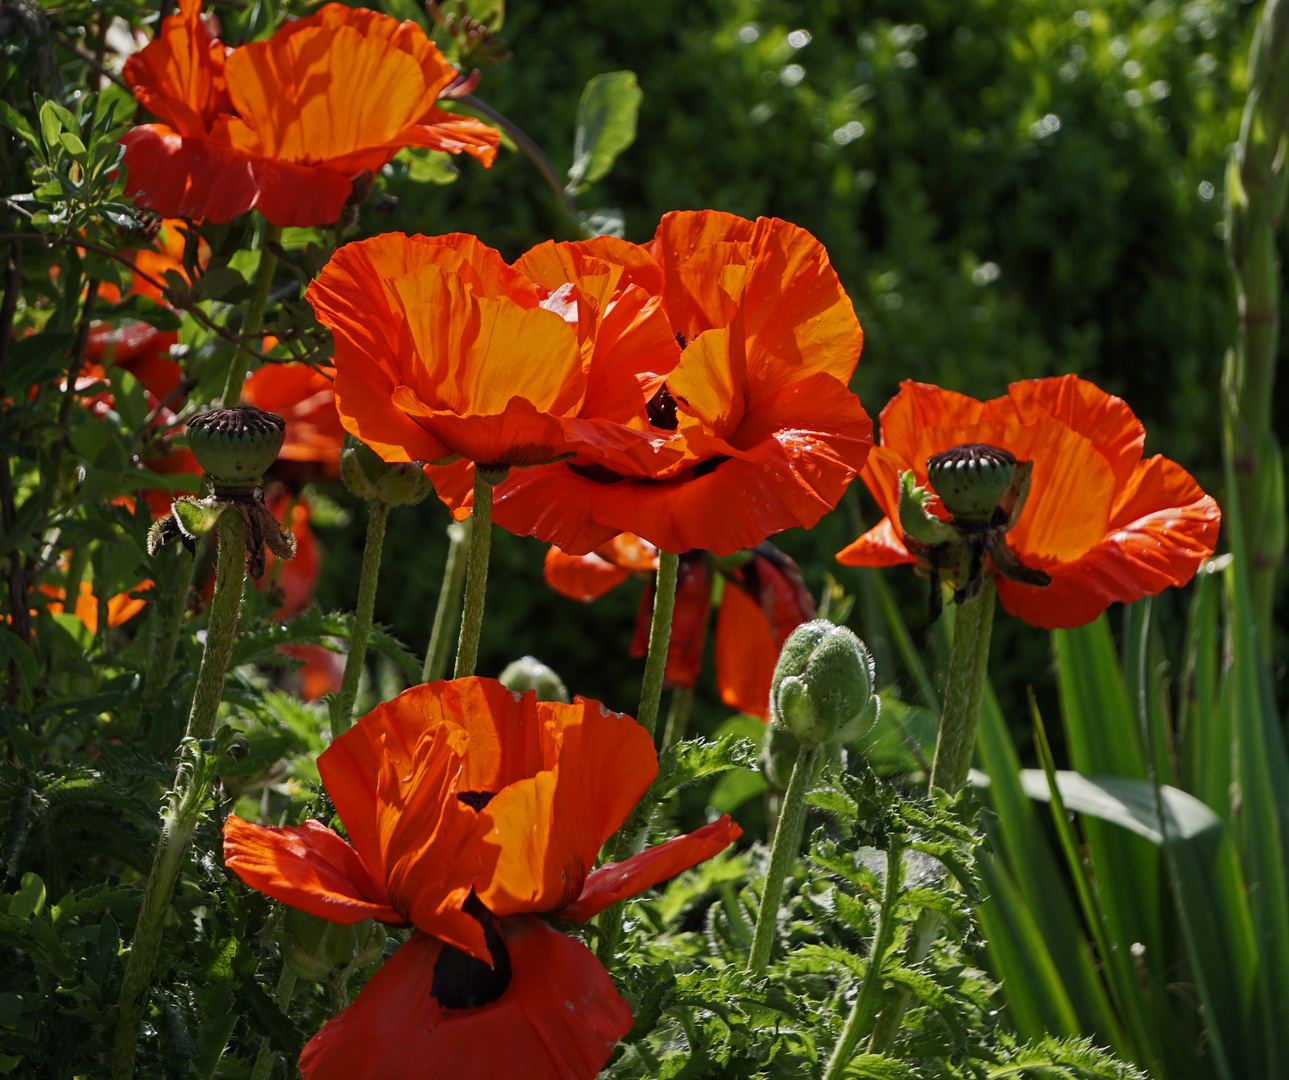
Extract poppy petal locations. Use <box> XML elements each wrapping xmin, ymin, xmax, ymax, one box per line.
<box><xmin>298</xmin><ymin>919</ymin><xmax>632</xmax><ymax>1080</ymax></box>
<box><xmin>544</xmin><ymin>546</ymin><xmax>633</xmax><ymax>602</ymax></box>
<box><xmin>835</xmin><ymin>516</ymin><xmax>917</xmax><ymax>568</ymax></box>
<box><xmin>630</xmin><ymin>557</ymin><xmax>709</xmax><ymax>688</ymax></box>
<box><xmin>995</xmin><ymin>456</ymin><xmax>1221</xmax><ymax>629</ymax></box>
<box><xmin>561</xmin><ymin>816</ymin><xmax>744</xmax><ymax>922</ymax></box>
<box><xmin>476</xmin><ymin>699</ymin><xmax>657</xmax><ymax>917</ymax></box>
<box><xmin>122</xmin><ymin>0</ymin><xmax>227</xmax><ymax>136</ymax></box>
<box><xmin>714</xmin><ymin>582</ymin><xmax>778</xmax><ymax>718</ymax></box>
<box><xmin>222</xmin><ymin>816</ymin><xmax>401</xmax><ymax>924</ymax></box>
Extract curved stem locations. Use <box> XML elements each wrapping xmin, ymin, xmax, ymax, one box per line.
<box><xmin>422</xmin><ymin>516</ymin><xmax>471</xmax><ymax>683</ymax></box>
<box><xmin>453</xmin><ymin>471</ymin><xmax>495</xmax><ymax>678</ymax></box>
<box><xmin>822</xmin><ymin>831</ymin><xmax>905</xmax><ymax>1080</ymax></box>
<box><xmin>332</xmin><ymin>499</ymin><xmax>388</xmax><ymax>736</ymax></box>
<box><xmin>636</xmin><ymin>550</ymin><xmax>679</xmax><ymax>743</ymax></box>
<box><xmin>927</xmin><ymin>577</ymin><xmax>996</xmax><ymax>795</ymax></box>
<box><xmin>220</xmin><ymin>225</ymin><xmax>282</xmax><ymax>406</ymax></box>
<box><xmin>747</xmin><ymin>740</ymin><xmax>817</xmax><ymax>975</ymax></box>
<box><xmin>113</xmin><ymin>509</ymin><xmax>246</xmax><ymax>1080</ymax></box>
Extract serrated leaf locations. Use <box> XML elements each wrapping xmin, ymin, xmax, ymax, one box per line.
<box><xmin>840</xmin><ymin>1054</ymin><xmax>920</xmax><ymax>1079</ymax></box>
<box><xmin>566</xmin><ymin>71</ymin><xmax>642</xmax><ymax>192</ymax></box>
<box><xmin>651</xmin><ymin>734</ymin><xmax>758</xmax><ymax>801</ymax></box>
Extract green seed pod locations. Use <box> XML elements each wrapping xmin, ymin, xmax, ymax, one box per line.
<box><xmin>186</xmin><ymin>405</ymin><xmax>285</xmax><ymax>487</ymax></box>
<box><xmin>769</xmin><ymin>620</ymin><xmax>878</xmax><ymax>745</ymax></box>
<box><xmin>498</xmin><ymin>655</ymin><xmax>571</xmax><ymax>703</ymax></box>
<box><xmin>283</xmin><ymin>908</ymin><xmax>386</xmax><ymax>983</ymax></box>
<box><xmin>925</xmin><ymin>442</ymin><xmax>1017</xmax><ymax>524</ymax></box>
<box><xmin>341</xmin><ymin>442</ymin><xmax>434</xmax><ymax>506</ymax></box>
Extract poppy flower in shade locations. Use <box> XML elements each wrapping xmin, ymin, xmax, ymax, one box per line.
<box><xmin>36</xmin><ymin>578</ymin><xmax>153</xmax><ymax>633</ymax></box>
<box><xmin>241</xmin><ymin>364</ymin><xmax>345</xmax><ymax>479</ymax></box>
<box><xmin>307</xmin><ymin>232</ymin><xmax>678</xmax><ymax>471</ymax></box>
<box><xmin>223</xmin><ymin>677</ymin><xmax>741</xmax><ymax>1079</ymax></box>
<box><xmin>546</xmin><ymin>535</ymin><xmax>815</xmax><ymax>718</ymax></box>
<box><xmin>254</xmin><ymin>486</ymin><xmax>319</xmax><ymax>620</ymax></box>
<box><xmin>121</xmin><ymin>1</ymin><xmax>500</xmax><ymax>227</ymax></box>
<box><xmin>835</xmin><ymin>376</ymin><xmax>1222</xmax><ymax>629</ymax></box>
<box><xmin>277</xmin><ymin>642</ymin><xmax>345</xmax><ymax>701</ymax></box>
<box><xmin>431</xmin><ymin>210</ymin><xmax>873</xmax><ymax>556</ymax></box>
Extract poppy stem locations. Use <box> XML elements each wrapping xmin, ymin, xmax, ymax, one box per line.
<box><xmin>926</xmin><ymin>576</ymin><xmax>996</xmax><ymax>795</ymax></box>
<box><xmin>220</xmin><ymin>224</ymin><xmax>282</xmax><ymax>407</ymax></box>
<box><xmin>331</xmin><ymin>499</ymin><xmax>389</xmax><ymax>736</ymax></box>
<box><xmin>747</xmin><ymin>740</ymin><xmax>817</xmax><ymax>975</ymax></box>
<box><xmin>423</xmin><ymin>516</ymin><xmax>472</xmax><ymax>682</ymax></box>
<box><xmin>661</xmin><ymin>684</ymin><xmax>695</xmax><ymax>750</ymax></box>
<box><xmin>454</xmin><ymin>469</ymin><xmax>499</xmax><ymax>678</ymax></box>
<box><xmin>113</xmin><ymin>508</ymin><xmax>247</xmax><ymax>1080</ymax></box>
<box><xmin>821</xmin><ymin>829</ymin><xmax>905</xmax><ymax>1080</ymax></box>
<box><xmin>637</xmin><ymin>549</ymin><xmax>680</xmax><ymax>743</ymax></box>
<box><xmin>140</xmin><ymin>545</ymin><xmax>194</xmax><ymax>730</ymax></box>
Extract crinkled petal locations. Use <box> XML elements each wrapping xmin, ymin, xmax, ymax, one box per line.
<box><xmin>298</xmin><ymin>920</ymin><xmax>632</xmax><ymax>1080</ymax></box>
<box><xmin>121</xmin><ymin>126</ymin><xmax>352</xmax><ymax>226</ymax></box>
<box><xmin>123</xmin><ymin>0</ymin><xmax>227</xmax><ymax>136</ymax></box>
<box><xmin>222</xmin><ymin>816</ymin><xmax>401</xmax><ymax>924</ymax></box>
<box><xmin>561</xmin><ymin>816</ymin><xmax>743</xmax><ymax>922</ymax></box>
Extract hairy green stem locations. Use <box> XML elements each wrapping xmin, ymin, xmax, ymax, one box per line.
<box><xmin>822</xmin><ymin>831</ymin><xmax>905</xmax><ymax>1080</ymax></box>
<box><xmin>454</xmin><ymin>471</ymin><xmax>496</xmax><ymax>678</ymax></box>
<box><xmin>140</xmin><ymin>546</ymin><xmax>194</xmax><ymax>731</ymax></box>
<box><xmin>423</xmin><ymin>516</ymin><xmax>472</xmax><ymax>682</ymax></box>
<box><xmin>332</xmin><ymin>500</ymin><xmax>388</xmax><ymax>735</ymax></box>
<box><xmin>636</xmin><ymin>550</ymin><xmax>679</xmax><ymax>743</ymax></box>
<box><xmin>250</xmin><ymin>964</ymin><xmax>297</xmax><ymax>1080</ymax></box>
<box><xmin>220</xmin><ymin>225</ymin><xmax>281</xmax><ymax>406</ymax></box>
<box><xmin>926</xmin><ymin>578</ymin><xmax>996</xmax><ymax>795</ymax></box>
<box><xmin>747</xmin><ymin>740</ymin><xmax>817</xmax><ymax>975</ymax></box>
<box><xmin>660</xmin><ymin>685</ymin><xmax>695</xmax><ymax>751</ymax></box>
<box><xmin>113</xmin><ymin>510</ymin><xmax>247</xmax><ymax>1080</ymax></box>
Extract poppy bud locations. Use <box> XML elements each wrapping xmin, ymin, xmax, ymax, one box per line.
<box><xmin>769</xmin><ymin>620</ymin><xmax>878</xmax><ymax>746</ymax></box>
<box><xmin>341</xmin><ymin>442</ymin><xmax>433</xmax><ymax>506</ymax></box>
<box><xmin>283</xmin><ymin>908</ymin><xmax>386</xmax><ymax>983</ymax></box>
<box><xmin>498</xmin><ymin>655</ymin><xmax>570</xmax><ymax>703</ymax></box>
<box><xmin>186</xmin><ymin>405</ymin><xmax>285</xmax><ymax>487</ymax></box>
<box><xmin>925</xmin><ymin>442</ymin><xmax>1016</xmax><ymax>524</ymax></box>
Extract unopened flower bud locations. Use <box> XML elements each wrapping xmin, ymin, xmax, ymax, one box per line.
<box><xmin>769</xmin><ymin>620</ymin><xmax>878</xmax><ymax>745</ymax></box>
<box><xmin>186</xmin><ymin>405</ymin><xmax>285</xmax><ymax>487</ymax></box>
<box><xmin>341</xmin><ymin>442</ymin><xmax>433</xmax><ymax>506</ymax></box>
<box><xmin>498</xmin><ymin>655</ymin><xmax>570</xmax><ymax>703</ymax></box>
<box><xmin>926</xmin><ymin>443</ymin><xmax>1016</xmax><ymax>524</ymax></box>
<box><xmin>283</xmin><ymin>908</ymin><xmax>386</xmax><ymax>983</ymax></box>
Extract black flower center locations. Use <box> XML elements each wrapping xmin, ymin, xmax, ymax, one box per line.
<box><xmin>431</xmin><ymin>899</ymin><xmax>512</xmax><ymax>1011</ymax></box>
<box><xmin>646</xmin><ymin>384</ymin><xmax>680</xmax><ymax>430</ymax></box>
<box><xmin>455</xmin><ymin>790</ymin><xmax>496</xmax><ymax>811</ymax></box>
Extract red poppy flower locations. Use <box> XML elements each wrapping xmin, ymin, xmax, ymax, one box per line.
<box><xmin>431</xmin><ymin>211</ymin><xmax>873</xmax><ymax>556</ymax></box>
<box><xmin>241</xmin><ymin>364</ymin><xmax>344</xmax><ymax>478</ymax></box>
<box><xmin>307</xmin><ymin>232</ymin><xmax>677</xmax><ymax>470</ymax></box>
<box><xmin>547</xmin><ymin>536</ymin><xmax>815</xmax><ymax>718</ymax></box>
<box><xmin>223</xmin><ymin>677</ymin><xmax>741</xmax><ymax>1079</ymax></box>
<box><xmin>277</xmin><ymin>642</ymin><xmax>345</xmax><ymax>701</ymax></box>
<box><xmin>121</xmin><ymin>2</ymin><xmax>500</xmax><ymax>227</ymax></box>
<box><xmin>835</xmin><ymin>377</ymin><xmax>1222</xmax><ymax>628</ymax></box>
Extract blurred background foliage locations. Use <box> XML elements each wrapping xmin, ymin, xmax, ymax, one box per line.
<box><xmin>313</xmin><ymin>0</ymin><xmax>1264</xmax><ymax>753</ymax></box>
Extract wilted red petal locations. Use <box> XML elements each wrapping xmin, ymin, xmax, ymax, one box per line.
<box><xmin>561</xmin><ymin>816</ymin><xmax>743</xmax><ymax>922</ymax></box>
<box><xmin>714</xmin><ymin>582</ymin><xmax>778</xmax><ymax>718</ymax></box>
<box><xmin>298</xmin><ymin>920</ymin><xmax>632</xmax><ymax>1080</ymax></box>
<box><xmin>222</xmin><ymin>816</ymin><xmax>401</xmax><ymax>924</ymax></box>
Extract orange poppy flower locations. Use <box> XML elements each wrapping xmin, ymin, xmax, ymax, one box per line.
<box><xmin>276</xmin><ymin>642</ymin><xmax>345</xmax><ymax>701</ymax></box>
<box><xmin>37</xmin><ymin>579</ymin><xmax>153</xmax><ymax>634</ymax></box>
<box><xmin>835</xmin><ymin>377</ymin><xmax>1221</xmax><ymax>628</ymax></box>
<box><xmin>253</xmin><ymin>486</ymin><xmax>318</xmax><ymax>620</ymax></box>
<box><xmin>307</xmin><ymin>232</ymin><xmax>677</xmax><ymax>471</ymax></box>
<box><xmin>241</xmin><ymin>364</ymin><xmax>344</xmax><ymax>478</ymax></box>
<box><xmin>223</xmin><ymin>677</ymin><xmax>741</xmax><ymax>1078</ymax></box>
<box><xmin>547</xmin><ymin>536</ymin><xmax>815</xmax><ymax>718</ymax></box>
<box><xmin>432</xmin><ymin>211</ymin><xmax>873</xmax><ymax>556</ymax></box>
<box><xmin>121</xmin><ymin>2</ymin><xmax>500</xmax><ymax>227</ymax></box>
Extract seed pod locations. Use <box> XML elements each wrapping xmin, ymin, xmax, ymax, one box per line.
<box><xmin>925</xmin><ymin>442</ymin><xmax>1017</xmax><ymax>524</ymax></box>
<box><xmin>186</xmin><ymin>406</ymin><xmax>285</xmax><ymax>487</ymax></box>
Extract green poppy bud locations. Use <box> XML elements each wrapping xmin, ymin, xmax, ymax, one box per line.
<box><xmin>925</xmin><ymin>442</ymin><xmax>1017</xmax><ymax>524</ymax></box>
<box><xmin>186</xmin><ymin>405</ymin><xmax>285</xmax><ymax>487</ymax></box>
<box><xmin>769</xmin><ymin>620</ymin><xmax>878</xmax><ymax>745</ymax></box>
<box><xmin>341</xmin><ymin>442</ymin><xmax>434</xmax><ymax>506</ymax></box>
<box><xmin>283</xmin><ymin>908</ymin><xmax>386</xmax><ymax>983</ymax></box>
<box><xmin>498</xmin><ymin>655</ymin><xmax>571</xmax><ymax>703</ymax></box>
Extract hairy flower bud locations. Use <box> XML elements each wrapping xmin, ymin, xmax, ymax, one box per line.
<box><xmin>769</xmin><ymin>620</ymin><xmax>878</xmax><ymax>745</ymax></box>
<box><xmin>186</xmin><ymin>405</ymin><xmax>285</xmax><ymax>487</ymax></box>
<box><xmin>283</xmin><ymin>908</ymin><xmax>386</xmax><ymax>983</ymax></box>
<box><xmin>341</xmin><ymin>442</ymin><xmax>433</xmax><ymax>506</ymax></box>
<box><xmin>498</xmin><ymin>655</ymin><xmax>570</xmax><ymax>703</ymax></box>
<box><xmin>925</xmin><ymin>442</ymin><xmax>1017</xmax><ymax>524</ymax></box>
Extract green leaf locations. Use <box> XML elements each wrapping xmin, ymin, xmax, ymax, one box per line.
<box><xmin>395</xmin><ymin>146</ymin><xmax>460</xmax><ymax>184</ymax></box>
<box><xmin>0</xmin><ymin>101</ymin><xmax>41</xmax><ymax>157</ymax></box>
<box><xmin>58</xmin><ymin>132</ymin><xmax>86</xmax><ymax>156</ymax></box>
<box><xmin>1017</xmin><ymin>770</ymin><xmax>1221</xmax><ymax>845</ymax></box>
<box><xmin>38</xmin><ymin>99</ymin><xmax>62</xmax><ymax>151</ymax></box>
<box><xmin>9</xmin><ymin>872</ymin><xmax>45</xmax><ymax>918</ymax></box>
<box><xmin>0</xmin><ymin>628</ymin><xmax>37</xmax><ymax>707</ymax></box>
<box><xmin>3</xmin><ymin>330</ymin><xmax>74</xmax><ymax>392</ymax></box>
<box><xmin>192</xmin><ymin>265</ymin><xmax>247</xmax><ymax>301</ymax></box>
<box><xmin>566</xmin><ymin>71</ymin><xmax>642</xmax><ymax>193</ymax></box>
<box><xmin>840</xmin><ymin>1054</ymin><xmax>920</xmax><ymax>1079</ymax></box>
<box><xmin>650</xmin><ymin>734</ymin><xmax>758</xmax><ymax>801</ymax></box>
<box><xmin>99</xmin><ymin>293</ymin><xmax>183</xmax><ymax>332</ymax></box>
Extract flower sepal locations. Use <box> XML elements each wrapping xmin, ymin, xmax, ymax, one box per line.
<box><xmin>769</xmin><ymin>621</ymin><xmax>879</xmax><ymax>746</ymax></box>
<box><xmin>897</xmin><ymin>471</ymin><xmax>957</xmax><ymax>547</ymax></box>
<box><xmin>284</xmin><ymin>908</ymin><xmax>386</xmax><ymax>984</ymax></box>
<box><xmin>340</xmin><ymin>441</ymin><xmax>434</xmax><ymax>506</ymax></box>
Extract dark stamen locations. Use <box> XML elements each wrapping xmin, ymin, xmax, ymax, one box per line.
<box><xmin>456</xmin><ymin>790</ymin><xmax>496</xmax><ymax>811</ymax></box>
<box><xmin>431</xmin><ymin>900</ymin><xmax>512</xmax><ymax>1010</ymax></box>
<box><xmin>646</xmin><ymin>384</ymin><xmax>680</xmax><ymax>430</ymax></box>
